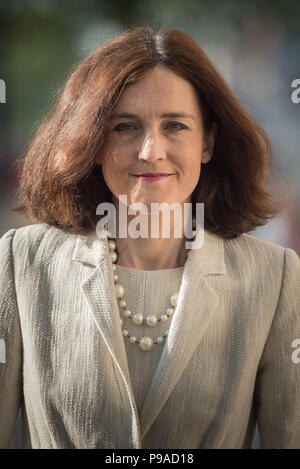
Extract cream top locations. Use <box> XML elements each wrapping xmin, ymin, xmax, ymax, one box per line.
<box><xmin>114</xmin><ymin>264</ymin><xmax>184</xmax><ymax>417</ymax></box>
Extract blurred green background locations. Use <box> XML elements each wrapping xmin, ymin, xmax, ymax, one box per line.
<box><xmin>0</xmin><ymin>0</ymin><xmax>299</xmax><ymax>255</ymax></box>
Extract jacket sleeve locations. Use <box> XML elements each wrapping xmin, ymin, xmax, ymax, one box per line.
<box><xmin>254</xmin><ymin>247</ymin><xmax>300</xmax><ymax>449</ymax></box>
<box><xmin>0</xmin><ymin>228</ymin><xmax>23</xmax><ymax>448</ymax></box>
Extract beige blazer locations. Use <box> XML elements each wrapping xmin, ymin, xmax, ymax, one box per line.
<box><xmin>0</xmin><ymin>223</ymin><xmax>299</xmax><ymax>449</ymax></box>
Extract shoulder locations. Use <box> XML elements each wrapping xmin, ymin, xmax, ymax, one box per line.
<box><xmin>224</xmin><ymin>232</ymin><xmax>286</xmax><ymax>259</ymax></box>
<box><xmin>223</xmin><ymin>232</ymin><xmax>299</xmax><ymax>281</ymax></box>
<box><xmin>0</xmin><ymin>223</ymin><xmax>78</xmax><ymax>265</ymax></box>
<box><xmin>224</xmin><ymin>231</ymin><xmax>300</xmax><ymax>285</ymax></box>
<box><xmin>221</xmin><ymin>233</ymin><xmax>300</xmax><ymax>318</ymax></box>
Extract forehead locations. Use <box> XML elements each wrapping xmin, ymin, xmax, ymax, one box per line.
<box><xmin>114</xmin><ymin>65</ymin><xmax>202</xmax><ymax>118</ymax></box>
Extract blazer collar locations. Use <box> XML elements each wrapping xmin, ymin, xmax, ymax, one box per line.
<box><xmin>72</xmin><ymin>226</ymin><xmax>226</xmax><ymax>444</ymax></box>
<box><xmin>72</xmin><ymin>225</ymin><xmax>226</xmax><ymax>273</ymax></box>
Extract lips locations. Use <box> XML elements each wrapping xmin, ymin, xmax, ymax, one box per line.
<box><xmin>133</xmin><ymin>173</ymin><xmax>174</xmax><ymax>182</ymax></box>
<box><xmin>134</xmin><ymin>173</ymin><xmax>173</xmax><ymax>177</ymax></box>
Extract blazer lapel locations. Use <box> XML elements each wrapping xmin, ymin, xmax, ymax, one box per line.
<box><xmin>139</xmin><ymin>228</ymin><xmax>226</xmax><ymax>439</ymax></box>
<box><xmin>72</xmin><ymin>228</ymin><xmax>141</xmax><ymax>445</ymax></box>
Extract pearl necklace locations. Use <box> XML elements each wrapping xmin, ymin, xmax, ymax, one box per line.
<box><xmin>107</xmin><ymin>218</ymin><xmax>196</xmax><ymax>352</ymax></box>
<box><xmin>108</xmin><ymin>238</ymin><xmax>177</xmax><ymax>351</ymax></box>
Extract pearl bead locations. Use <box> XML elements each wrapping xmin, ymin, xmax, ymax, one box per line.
<box><xmin>115</xmin><ymin>284</ymin><xmax>125</xmax><ymax>298</ymax></box>
<box><xmin>124</xmin><ymin>309</ymin><xmax>132</xmax><ymax>318</ymax></box>
<box><xmin>132</xmin><ymin>313</ymin><xmax>143</xmax><ymax>325</ymax></box>
<box><xmin>110</xmin><ymin>251</ymin><xmax>117</xmax><ymax>263</ymax></box>
<box><xmin>166</xmin><ymin>307</ymin><xmax>174</xmax><ymax>317</ymax></box>
<box><xmin>145</xmin><ymin>315</ymin><xmax>158</xmax><ymax>327</ymax></box>
<box><xmin>108</xmin><ymin>240</ymin><xmax>116</xmax><ymax>250</ymax></box>
<box><xmin>139</xmin><ymin>337</ymin><xmax>153</xmax><ymax>351</ymax></box>
<box><xmin>119</xmin><ymin>299</ymin><xmax>126</xmax><ymax>308</ymax></box>
<box><xmin>129</xmin><ymin>336</ymin><xmax>136</xmax><ymax>343</ymax></box>
<box><xmin>114</xmin><ymin>274</ymin><xmax>118</xmax><ymax>282</ymax></box>
<box><xmin>170</xmin><ymin>294</ymin><xmax>178</xmax><ymax>307</ymax></box>
<box><xmin>123</xmin><ymin>329</ymin><xmax>129</xmax><ymax>337</ymax></box>
<box><xmin>156</xmin><ymin>336</ymin><xmax>164</xmax><ymax>344</ymax></box>
<box><xmin>164</xmin><ymin>329</ymin><xmax>169</xmax><ymax>337</ymax></box>
<box><xmin>112</xmin><ymin>264</ymin><xmax>116</xmax><ymax>272</ymax></box>
<box><xmin>160</xmin><ymin>314</ymin><xmax>168</xmax><ymax>322</ymax></box>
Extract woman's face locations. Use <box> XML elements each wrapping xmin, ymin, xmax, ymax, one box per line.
<box><xmin>97</xmin><ymin>64</ymin><xmax>214</xmax><ymax>213</ymax></box>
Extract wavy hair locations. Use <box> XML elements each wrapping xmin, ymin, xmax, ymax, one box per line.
<box><xmin>12</xmin><ymin>25</ymin><xmax>281</xmax><ymax>238</ymax></box>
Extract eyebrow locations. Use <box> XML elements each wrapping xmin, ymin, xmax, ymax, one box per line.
<box><xmin>110</xmin><ymin>112</ymin><xmax>196</xmax><ymax>121</ymax></box>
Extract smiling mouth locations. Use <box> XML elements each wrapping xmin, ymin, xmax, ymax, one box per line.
<box><xmin>132</xmin><ymin>174</ymin><xmax>174</xmax><ymax>182</ymax></box>
<box><xmin>134</xmin><ymin>174</ymin><xmax>173</xmax><ymax>182</ymax></box>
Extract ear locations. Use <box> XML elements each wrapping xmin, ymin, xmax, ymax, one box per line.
<box><xmin>202</xmin><ymin>122</ymin><xmax>217</xmax><ymax>164</ymax></box>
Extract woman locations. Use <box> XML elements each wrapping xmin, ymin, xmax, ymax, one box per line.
<box><xmin>0</xmin><ymin>26</ymin><xmax>299</xmax><ymax>449</ymax></box>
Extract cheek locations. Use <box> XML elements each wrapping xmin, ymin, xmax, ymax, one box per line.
<box><xmin>102</xmin><ymin>149</ymin><xmax>131</xmax><ymax>192</ymax></box>
<box><xmin>104</xmin><ymin>140</ymin><xmax>133</xmax><ymax>167</ymax></box>
<box><xmin>102</xmin><ymin>146</ymin><xmax>122</xmax><ymax>174</ymax></box>
<box><xmin>179</xmin><ymin>152</ymin><xmax>201</xmax><ymax>175</ymax></box>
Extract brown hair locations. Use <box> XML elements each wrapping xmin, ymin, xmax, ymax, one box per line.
<box><xmin>12</xmin><ymin>25</ymin><xmax>281</xmax><ymax>238</ymax></box>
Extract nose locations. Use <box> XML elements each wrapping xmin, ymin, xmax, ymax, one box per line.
<box><xmin>138</xmin><ymin>131</ymin><xmax>167</xmax><ymax>162</ymax></box>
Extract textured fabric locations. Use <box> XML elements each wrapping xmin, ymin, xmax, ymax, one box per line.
<box><xmin>114</xmin><ymin>264</ymin><xmax>184</xmax><ymax>416</ymax></box>
<box><xmin>0</xmin><ymin>222</ymin><xmax>299</xmax><ymax>449</ymax></box>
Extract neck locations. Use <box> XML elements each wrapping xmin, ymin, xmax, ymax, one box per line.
<box><xmin>115</xmin><ymin>236</ymin><xmax>189</xmax><ymax>270</ymax></box>
<box><xmin>111</xmin><ymin>209</ymin><xmax>193</xmax><ymax>271</ymax></box>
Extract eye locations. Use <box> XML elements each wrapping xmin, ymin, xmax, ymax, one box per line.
<box><xmin>113</xmin><ymin>123</ymin><xmax>136</xmax><ymax>132</ymax></box>
<box><xmin>112</xmin><ymin>121</ymin><xmax>188</xmax><ymax>132</ymax></box>
<box><xmin>167</xmin><ymin>122</ymin><xmax>188</xmax><ymax>131</ymax></box>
